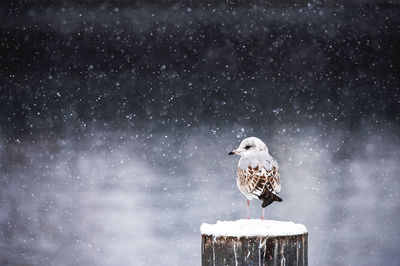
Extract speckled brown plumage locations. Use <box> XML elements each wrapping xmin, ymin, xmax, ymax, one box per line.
<box><xmin>237</xmin><ymin>165</ymin><xmax>282</xmax><ymax>208</ymax></box>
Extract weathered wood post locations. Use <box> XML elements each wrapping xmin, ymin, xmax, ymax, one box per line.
<box><xmin>201</xmin><ymin>219</ymin><xmax>308</xmax><ymax>266</ymax></box>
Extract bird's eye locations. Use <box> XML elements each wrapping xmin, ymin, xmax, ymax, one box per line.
<box><xmin>245</xmin><ymin>145</ymin><xmax>252</xmax><ymax>150</ymax></box>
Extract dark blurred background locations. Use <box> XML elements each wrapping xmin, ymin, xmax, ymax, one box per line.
<box><xmin>1</xmin><ymin>0</ymin><xmax>399</xmax><ymax>265</ymax></box>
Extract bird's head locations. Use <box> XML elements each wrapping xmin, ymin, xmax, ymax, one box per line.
<box><xmin>229</xmin><ymin>137</ymin><xmax>268</xmax><ymax>156</ymax></box>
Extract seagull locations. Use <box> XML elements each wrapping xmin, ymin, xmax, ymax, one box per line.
<box><xmin>229</xmin><ymin>137</ymin><xmax>283</xmax><ymax>220</ymax></box>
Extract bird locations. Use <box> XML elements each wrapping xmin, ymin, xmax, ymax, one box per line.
<box><xmin>229</xmin><ymin>137</ymin><xmax>282</xmax><ymax>220</ymax></box>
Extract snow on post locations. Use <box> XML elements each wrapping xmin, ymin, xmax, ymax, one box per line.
<box><xmin>200</xmin><ymin>219</ymin><xmax>308</xmax><ymax>266</ymax></box>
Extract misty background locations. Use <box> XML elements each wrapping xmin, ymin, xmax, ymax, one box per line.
<box><xmin>1</xmin><ymin>0</ymin><xmax>400</xmax><ymax>265</ymax></box>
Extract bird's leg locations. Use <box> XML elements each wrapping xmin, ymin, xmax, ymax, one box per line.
<box><xmin>246</xmin><ymin>200</ymin><xmax>250</xmax><ymax>219</ymax></box>
<box><xmin>261</xmin><ymin>208</ymin><xmax>265</xmax><ymax>220</ymax></box>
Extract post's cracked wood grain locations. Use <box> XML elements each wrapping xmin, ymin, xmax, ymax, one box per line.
<box><xmin>201</xmin><ymin>233</ymin><xmax>308</xmax><ymax>266</ymax></box>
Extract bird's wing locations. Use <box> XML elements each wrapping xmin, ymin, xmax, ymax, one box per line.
<box><xmin>239</xmin><ymin>165</ymin><xmax>281</xmax><ymax>197</ymax></box>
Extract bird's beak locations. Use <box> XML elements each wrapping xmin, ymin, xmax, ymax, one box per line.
<box><xmin>228</xmin><ymin>150</ymin><xmax>238</xmax><ymax>155</ymax></box>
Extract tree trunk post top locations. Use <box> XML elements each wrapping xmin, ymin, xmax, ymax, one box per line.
<box><xmin>201</xmin><ymin>219</ymin><xmax>308</xmax><ymax>266</ymax></box>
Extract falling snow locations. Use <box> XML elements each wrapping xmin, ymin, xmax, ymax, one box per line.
<box><xmin>0</xmin><ymin>1</ymin><xmax>400</xmax><ymax>266</ymax></box>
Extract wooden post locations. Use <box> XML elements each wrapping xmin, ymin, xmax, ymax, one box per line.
<box><xmin>201</xmin><ymin>220</ymin><xmax>308</xmax><ymax>266</ymax></box>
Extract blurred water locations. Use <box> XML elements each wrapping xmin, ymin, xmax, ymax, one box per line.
<box><xmin>1</xmin><ymin>124</ymin><xmax>399</xmax><ymax>265</ymax></box>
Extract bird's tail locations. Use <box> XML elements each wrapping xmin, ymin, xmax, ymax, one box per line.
<box><xmin>260</xmin><ymin>192</ymin><xmax>283</xmax><ymax>208</ymax></box>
